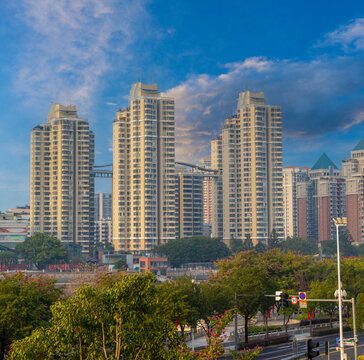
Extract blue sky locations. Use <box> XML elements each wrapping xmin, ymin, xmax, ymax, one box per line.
<box><xmin>1</xmin><ymin>0</ymin><xmax>364</xmax><ymax>211</ymax></box>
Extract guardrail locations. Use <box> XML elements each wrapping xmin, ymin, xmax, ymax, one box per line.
<box><xmin>229</xmin><ymin>321</ymin><xmax>339</xmax><ymax>340</ymax></box>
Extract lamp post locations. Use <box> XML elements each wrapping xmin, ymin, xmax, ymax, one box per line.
<box><xmin>332</xmin><ymin>217</ymin><xmax>347</xmax><ymax>360</ymax></box>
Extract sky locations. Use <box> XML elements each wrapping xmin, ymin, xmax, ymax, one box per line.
<box><xmin>1</xmin><ymin>0</ymin><xmax>364</xmax><ymax>211</ymax></box>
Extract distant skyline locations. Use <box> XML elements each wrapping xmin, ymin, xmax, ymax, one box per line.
<box><xmin>1</xmin><ymin>0</ymin><xmax>364</xmax><ymax>210</ymax></box>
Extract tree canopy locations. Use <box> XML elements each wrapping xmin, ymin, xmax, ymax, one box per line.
<box><xmin>0</xmin><ymin>272</ymin><xmax>61</xmax><ymax>359</ymax></box>
<box><xmin>153</xmin><ymin>236</ymin><xmax>230</xmax><ymax>267</ymax></box>
<box><xmin>277</xmin><ymin>237</ymin><xmax>319</xmax><ymax>255</ymax></box>
<box><xmin>16</xmin><ymin>233</ymin><xmax>68</xmax><ymax>269</ymax></box>
<box><xmin>10</xmin><ymin>272</ymin><xmax>180</xmax><ymax>360</ymax></box>
<box><xmin>0</xmin><ymin>251</ymin><xmax>17</xmax><ymax>269</ymax></box>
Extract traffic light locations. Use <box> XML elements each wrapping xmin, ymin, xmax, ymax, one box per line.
<box><xmin>282</xmin><ymin>292</ymin><xmax>290</xmax><ymax>308</ymax></box>
<box><xmin>306</xmin><ymin>339</ymin><xmax>320</xmax><ymax>359</ymax></box>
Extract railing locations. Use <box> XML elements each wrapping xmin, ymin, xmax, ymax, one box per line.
<box><xmin>228</xmin><ymin>321</ymin><xmax>340</xmax><ymax>340</ymax></box>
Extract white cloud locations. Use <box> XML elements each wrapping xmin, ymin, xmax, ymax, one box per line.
<box><xmin>320</xmin><ymin>17</ymin><xmax>364</xmax><ymax>50</ymax></box>
<box><xmin>14</xmin><ymin>0</ymin><xmax>150</xmax><ymax>110</ymax></box>
<box><xmin>165</xmin><ymin>53</ymin><xmax>364</xmax><ymax>162</ymax></box>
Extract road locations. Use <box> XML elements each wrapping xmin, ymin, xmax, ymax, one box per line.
<box><xmin>257</xmin><ymin>331</ymin><xmax>364</xmax><ymax>360</ymax></box>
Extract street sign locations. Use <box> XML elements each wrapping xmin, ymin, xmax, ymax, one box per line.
<box><xmin>275</xmin><ymin>291</ymin><xmax>282</xmax><ymax>301</ymax></box>
<box><xmin>299</xmin><ymin>292</ymin><xmax>306</xmax><ymax>302</ymax></box>
<box><xmin>300</xmin><ymin>301</ymin><xmax>307</xmax><ymax>308</ymax></box>
<box><xmin>291</xmin><ymin>296</ymin><xmax>298</xmax><ymax>305</ymax></box>
<box><xmin>343</xmin><ymin>338</ymin><xmax>357</xmax><ymax>346</ymax></box>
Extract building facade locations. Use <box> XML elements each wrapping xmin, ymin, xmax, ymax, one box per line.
<box><xmin>112</xmin><ymin>83</ymin><xmax>176</xmax><ymax>252</ymax></box>
<box><xmin>342</xmin><ymin>137</ymin><xmax>364</xmax><ymax>244</ymax></box>
<box><xmin>30</xmin><ymin>104</ymin><xmax>95</xmax><ymax>254</ymax></box>
<box><xmin>0</xmin><ymin>207</ymin><xmax>30</xmax><ymax>250</ymax></box>
<box><xmin>94</xmin><ymin>193</ymin><xmax>112</xmax><ymax>221</ymax></box>
<box><xmin>210</xmin><ymin>136</ymin><xmax>223</xmax><ymax>239</ymax></box>
<box><xmin>283</xmin><ymin>167</ymin><xmax>310</xmax><ymax>239</ymax></box>
<box><xmin>297</xmin><ymin>153</ymin><xmax>346</xmax><ymax>241</ymax></box>
<box><xmin>219</xmin><ymin>91</ymin><xmax>283</xmax><ymax>246</ymax></box>
<box><xmin>94</xmin><ymin>219</ymin><xmax>113</xmax><ymax>245</ymax></box>
<box><xmin>175</xmin><ymin>167</ymin><xmax>204</xmax><ymax>239</ymax></box>
<box><xmin>198</xmin><ymin>158</ymin><xmax>213</xmax><ymax>226</ymax></box>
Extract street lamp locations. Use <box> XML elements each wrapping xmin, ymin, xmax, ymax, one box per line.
<box><xmin>332</xmin><ymin>217</ymin><xmax>347</xmax><ymax>360</ymax></box>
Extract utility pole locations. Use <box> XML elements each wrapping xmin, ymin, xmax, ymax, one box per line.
<box><xmin>352</xmin><ymin>297</ymin><xmax>358</xmax><ymax>360</ymax></box>
<box><xmin>235</xmin><ymin>293</ymin><xmax>238</xmax><ymax>351</ymax></box>
<box><xmin>333</xmin><ymin>217</ymin><xmax>346</xmax><ymax>360</ymax></box>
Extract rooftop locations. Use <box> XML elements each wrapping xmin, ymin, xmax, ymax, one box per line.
<box><xmin>353</xmin><ymin>137</ymin><xmax>364</xmax><ymax>151</ymax></box>
<box><xmin>311</xmin><ymin>153</ymin><xmax>338</xmax><ymax>170</ymax></box>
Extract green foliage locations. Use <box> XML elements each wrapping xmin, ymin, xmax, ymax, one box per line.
<box><xmin>212</xmin><ymin>251</ymin><xmax>277</xmax><ymax>343</ymax></box>
<box><xmin>0</xmin><ymin>272</ymin><xmax>61</xmax><ymax>359</ymax></box>
<box><xmin>278</xmin><ymin>237</ymin><xmax>319</xmax><ymax>255</ymax></box>
<box><xmin>16</xmin><ymin>233</ymin><xmax>68</xmax><ymax>269</ymax></box>
<box><xmin>321</xmin><ymin>231</ymin><xmax>359</xmax><ymax>256</ymax></box>
<box><xmin>157</xmin><ymin>276</ymin><xmax>198</xmax><ymax>334</ymax></box>
<box><xmin>10</xmin><ymin>272</ymin><xmax>180</xmax><ymax>360</ymax></box>
<box><xmin>348</xmin><ymin>293</ymin><xmax>364</xmax><ymax>334</ymax></box>
<box><xmin>199</xmin><ymin>282</ymin><xmax>235</xmax><ymax>330</ymax></box>
<box><xmin>212</xmin><ymin>249</ymin><xmax>314</xmax><ymax>342</ymax></box>
<box><xmin>254</xmin><ymin>241</ymin><xmax>267</xmax><ymax>253</ymax></box>
<box><xmin>0</xmin><ymin>251</ymin><xmax>17</xmax><ymax>267</ymax></box>
<box><xmin>157</xmin><ymin>276</ymin><xmax>234</xmax><ymax>336</ymax></box>
<box><xmin>153</xmin><ymin>236</ymin><xmax>230</xmax><ymax>267</ymax></box>
<box><xmin>89</xmin><ymin>241</ymin><xmax>114</xmax><ymax>257</ymax></box>
<box><xmin>268</xmin><ymin>229</ymin><xmax>280</xmax><ymax>249</ymax></box>
<box><xmin>113</xmin><ymin>259</ymin><xmax>127</xmax><ymax>269</ymax></box>
<box><xmin>358</xmin><ymin>243</ymin><xmax>364</xmax><ymax>256</ymax></box>
<box><xmin>231</xmin><ymin>234</ymin><xmax>254</xmax><ymax>253</ymax></box>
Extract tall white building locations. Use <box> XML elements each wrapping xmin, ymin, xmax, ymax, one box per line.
<box><xmin>283</xmin><ymin>167</ymin><xmax>310</xmax><ymax>239</ymax></box>
<box><xmin>30</xmin><ymin>104</ymin><xmax>95</xmax><ymax>254</ymax></box>
<box><xmin>94</xmin><ymin>193</ymin><xmax>112</xmax><ymax>221</ymax></box>
<box><xmin>112</xmin><ymin>83</ymin><xmax>176</xmax><ymax>252</ymax></box>
<box><xmin>198</xmin><ymin>158</ymin><xmax>213</xmax><ymax>225</ymax></box>
<box><xmin>218</xmin><ymin>91</ymin><xmax>283</xmax><ymax>246</ymax></box>
<box><xmin>175</xmin><ymin>167</ymin><xmax>204</xmax><ymax>239</ymax></box>
<box><xmin>211</xmin><ymin>136</ymin><xmax>223</xmax><ymax>239</ymax></box>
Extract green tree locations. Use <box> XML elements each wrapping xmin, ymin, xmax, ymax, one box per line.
<box><xmin>113</xmin><ymin>259</ymin><xmax>127</xmax><ymax>269</ymax></box>
<box><xmin>244</xmin><ymin>233</ymin><xmax>253</xmax><ymax>250</ymax></box>
<box><xmin>199</xmin><ymin>282</ymin><xmax>234</xmax><ymax>332</ymax></box>
<box><xmin>0</xmin><ymin>251</ymin><xmax>17</xmax><ymax>269</ymax></box>
<box><xmin>321</xmin><ymin>231</ymin><xmax>358</xmax><ymax>257</ymax></box>
<box><xmin>230</xmin><ymin>237</ymin><xmax>245</xmax><ymax>253</ymax></box>
<box><xmin>0</xmin><ymin>272</ymin><xmax>62</xmax><ymax>360</ymax></box>
<box><xmin>212</xmin><ymin>251</ymin><xmax>277</xmax><ymax>344</ymax></box>
<box><xmin>268</xmin><ymin>229</ymin><xmax>280</xmax><ymax>249</ymax></box>
<box><xmin>349</xmin><ymin>293</ymin><xmax>364</xmax><ymax>334</ymax></box>
<box><xmin>254</xmin><ymin>240</ymin><xmax>267</xmax><ymax>253</ymax></box>
<box><xmin>309</xmin><ymin>278</ymin><xmax>337</xmax><ymax>327</ymax></box>
<box><xmin>278</xmin><ymin>237</ymin><xmax>319</xmax><ymax>255</ymax></box>
<box><xmin>10</xmin><ymin>273</ymin><xmax>180</xmax><ymax>360</ymax></box>
<box><xmin>153</xmin><ymin>236</ymin><xmax>230</xmax><ymax>267</ymax></box>
<box><xmin>16</xmin><ymin>233</ymin><xmax>68</xmax><ymax>269</ymax></box>
<box><xmin>358</xmin><ymin>243</ymin><xmax>364</xmax><ymax>256</ymax></box>
<box><xmin>90</xmin><ymin>241</ymin><xmax>114</xmax><ymax>257</ymax></box>
<box><xmin>157</xmin><ymin>276</ymin><xmax>201</xmax><ymax>335</ymax></box>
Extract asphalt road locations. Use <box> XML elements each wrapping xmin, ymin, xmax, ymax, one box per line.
<box><xmin>257</xmin><ymin>331</ymin><xmax>364</xmax><ymax>360</ymax></box>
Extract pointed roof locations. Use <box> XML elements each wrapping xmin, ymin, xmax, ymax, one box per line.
<box><xmin>311</xmin><ymin>153</ymin><xmax>338</xmax><ymax>170</ymax></box>
<box><xmin>353</xmin><ymin>137</ymin><xmax>364</xmax><ymax>151</ymax></box>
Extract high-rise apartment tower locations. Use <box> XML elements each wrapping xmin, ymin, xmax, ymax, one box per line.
<box><xmin>220</xmin><ymin>91</ymin><xmax>283</xmax><ymax>246</ymax></box>
<box><xmin>283</xmin><ymin>167</ymin><xmax>310</xmax><ymax>238</ymax></box>
<box><xmin>30</xmin><ymin>104</ymin><xmax>95</xmax><ymax>253</ymax></box>
<box><xmin>112</xmin><ymin>83</ymin><xmax>176</xmax><ymax>251</ymax></box>
<box><xmin>198</xmin><ymin>158</ymin><xmax>213</xmax><ymax>225</ymax></box>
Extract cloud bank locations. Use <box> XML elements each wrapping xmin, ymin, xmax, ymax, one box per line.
<box><xmin>14</xmin><ymin>0</ymin><xmax>150</xmax><ymax>109</ymax></box>
<box><xmin>165</xmin><ymin>18</ymin><xmax>364</xmax><ymax>162</ymax></box>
